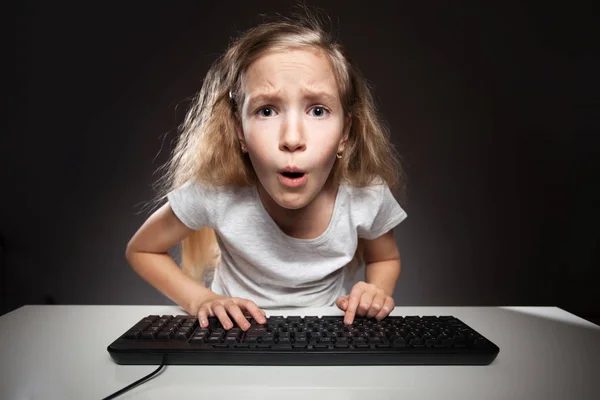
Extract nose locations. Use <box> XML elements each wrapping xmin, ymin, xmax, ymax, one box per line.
<box><xmin>279</xmin><ymin>113</ymin><xmax>306</xmax><ymax>153</ymax></box>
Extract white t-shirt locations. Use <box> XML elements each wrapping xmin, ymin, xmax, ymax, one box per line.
<box><xmin>167</xmin><ymin>179</ymin><xmax>407</xmax><ymax>308</ymax></box>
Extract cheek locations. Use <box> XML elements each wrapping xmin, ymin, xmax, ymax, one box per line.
<box><xmin>311</xmin><ymin>124</ymin><xmax>344</xmax><ymax>157</ymax></box>
<box><xmin>313</xmin><ymin>143</ymin><xmax>338</xmax><ymax>164</ymax></box>
<box><xmin>243</xmin><ymin>127</ymin><xmax>274</xmax><ymax>172</ymax></box>
<box><xmin>243</xmin><ymin>120</ymin><xmax>275</xmax><ymax>147</ymax></box>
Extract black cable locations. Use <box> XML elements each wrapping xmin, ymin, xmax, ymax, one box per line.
<box><xmin>101</xmin><ymin>356</ymin><xmax>167</xmax><ymax>400</ymax></box>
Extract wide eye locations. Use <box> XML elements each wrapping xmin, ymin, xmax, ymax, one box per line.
<box><xmin>257</xmin><ymin>107</ymin><xmax>277</xmax><ymax>118</ymax></box>
<box><xmin>310</xmin><ymin>107</ymin><xmax>329</xmax><ymax>118</ymax></box>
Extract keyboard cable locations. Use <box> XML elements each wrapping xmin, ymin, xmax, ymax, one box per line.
<box><xmin>101</xmin><ymin>355</ymin><xmax>167</xmax><ymax>400</ymax></box>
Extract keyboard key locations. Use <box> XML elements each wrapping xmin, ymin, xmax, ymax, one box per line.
<box><xmin>135</xmin><ymin>322</ymin><xmax>151</xmax><ymax>331</ymax></box>
<box><xmin>125</xmin><ymin>330</ymin><xmax>140</xmax><ymax>339</ymax></box>
<box><xmin>141</xmin><ymin>331</ymin><xmax>156</xmax><ymax>339</ymax></box>
<box><xmin>157</xmin><ymin>331</ymin><xmax>173</xmax><ymax>339</ymax></box>
<box><xmin>190</xmin><ymin>336</ymin><xmax>205</xmax><ymax>344</ymax></box>
<box><xmin>272</xmin><ymin>344</ymin><xmax>293</xmax><ymax>350</ymax></box>
<box><xmin>247</xmin><ymin>327</ymin><xmax>267</xmax><ymax>335</ymax></box>
<box><xmin>174</xmin><ymin>331</ymin><xmax>191</xmax><ymax>340</ymax></box>
<box><xmin>196</xmin><ymin>328</ymin><xmax>209</xmax><ymax>337</ymax></box>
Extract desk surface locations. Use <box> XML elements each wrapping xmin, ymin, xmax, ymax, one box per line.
<box><xmin>1</xmin><ymin>305</ymin><xmax>599</xmax><ymax>400</ymax></box>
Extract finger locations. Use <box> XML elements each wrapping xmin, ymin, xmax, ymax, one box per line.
<box><xmin>212</xmin><ymin>302</ymin><xmax>234</xmax><ymax>330</ymax></box>
<box><xmin>356</xmin><ymin>290</ymin><xmax>376</xmax><ymax>318</ymax></box>
<box><xmin>375</xmin><ymin>297</ymin><xmax>395</xmax><ymax>320</ymax></box>
<box><xmin>223</xmin><ymin>301</ymin><xmax>251</xmax><ymax>330</ymax></box>
<box><xmin>238</xmin><ymin>299</ymin><xmax>267</xmax><ymax>325</ymax></box>
<box><xmin>366</xmin><ymin>292</ymin><xmax>387</xmax><ymax>318</ymax></box>
<box><xmin>336</xmin><ymin>296</ymin><xmax>349</xmax><ymax>311</ymax></box>
<box><xmin>344</xmin><ymin>286</ymin><xmax>365</xmax><ymax>325</ymax></box>
<box><xmin>197</xmin><ymin>306</ymin><xmax>210</xmax><ymax>328</ymax></box>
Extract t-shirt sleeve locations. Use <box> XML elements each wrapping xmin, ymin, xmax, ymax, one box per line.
<box><xmin>166</xmin><ymin>179</ymin><xmax>217</xmax><ymax>230</ymax></box>
<box><xmin>357</xmin><ymin>185</ymin><xmax>407</xmax><ymax>240</ymax></box>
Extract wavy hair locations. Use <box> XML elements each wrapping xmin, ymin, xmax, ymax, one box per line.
<box><xmin>148</xmin><ymin>6</ymin><xmax>406</xmax><ymax>286</ymax></box>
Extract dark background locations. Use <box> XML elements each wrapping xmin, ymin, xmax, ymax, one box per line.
<box><xmin>4</xmin><ymin>1</ymin><xmax>598</xmax><ymax>323</ymax></box>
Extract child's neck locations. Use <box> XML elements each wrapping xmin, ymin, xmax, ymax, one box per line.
<box><xmin>257</xmin><ymin>180</ymin><xmax>338</xmax><ymax>240</ymax></box>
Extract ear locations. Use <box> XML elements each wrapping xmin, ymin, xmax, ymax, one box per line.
<box><xmin>338</xmin><ymin>113</ymin><xmax>352</xmax><ymax>153</ymax></box>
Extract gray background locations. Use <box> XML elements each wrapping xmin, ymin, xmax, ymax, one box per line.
<box><xmin>3</xmin><ymin>1</ymin><xmax>598</xmax><ymax>323</ymax></box>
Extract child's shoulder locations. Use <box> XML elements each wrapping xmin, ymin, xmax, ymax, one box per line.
<box><xmin>171</xmin><ymin>178</ymin><xmax>253</xmax><ymax>204</ymax></box>
<box><xmin>341</xmin><ymin>176</ymin><xmax>388</xmax><ymax>201</ymax></box>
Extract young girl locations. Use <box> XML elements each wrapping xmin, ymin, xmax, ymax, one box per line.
<box><xmin>126</xmin><ymin>8</ymin><xmax>408</xmax><ymax>332</ymax></box>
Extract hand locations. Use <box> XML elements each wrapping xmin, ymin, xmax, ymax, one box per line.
<box><xmin>336</xmin><ymin>281</ymin><xmax>395</xmax><ymax>325</ymax></box>
<box><xmin>196</xmin><ymin>294</ymin><xmax>266</xmax><ymax>331</ymax></box>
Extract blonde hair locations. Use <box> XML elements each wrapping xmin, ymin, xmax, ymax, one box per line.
<box><xmin>149</xmin><ymin>6</ymin><xmax>406</xmax><ymax>286</ymax></box>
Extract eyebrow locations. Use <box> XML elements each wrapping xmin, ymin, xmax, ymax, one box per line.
<box><xmin>246</xmin><ymin>90</ymin><xmax>338</xmax><ymax>108</ymax></box>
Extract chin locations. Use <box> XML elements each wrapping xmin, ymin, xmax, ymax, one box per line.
<box><xmin>275</xmin><ymin>193</ymin><xmax>309</xmax><ymax>210</ymax></box>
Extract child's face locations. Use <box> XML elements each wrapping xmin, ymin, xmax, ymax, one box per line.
<box><xmin>236</xmin><ymin>48</ymin><xmax>350</xmax><ymax>210</ymax></box>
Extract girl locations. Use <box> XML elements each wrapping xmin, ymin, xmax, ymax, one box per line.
<box><xmin>126</xmin><ymin>8</ymin><xmax>408</xmax><ymax>332</ymax></box>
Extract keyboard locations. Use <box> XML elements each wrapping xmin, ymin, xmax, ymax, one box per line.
<box><xmin>107</xmin><ymin>314</ymin><xmax>500</xmax><ymax>365</ymax></box>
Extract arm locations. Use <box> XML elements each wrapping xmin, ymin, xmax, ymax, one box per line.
<box><xmin>126</xmin><ymin>202</ymin><xmax>265</xmax><ymax>330</ymax></box>
<box><xmin>337</xmin><ymin>229</ymin><xmax>401</xmax><ymax>324</ymax></box>
<box><xmin>125</xmin><ymin>202</ymin><xmax>214</xmax><ymax>314</ymax></box>
<box><xmin>363</xmin><ymin>229</ymin><xmax>401</xmax><ymax>296</ymax></box>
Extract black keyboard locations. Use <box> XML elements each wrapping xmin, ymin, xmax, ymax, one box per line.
<box><xmin>107</xmin><ymin>314</ymin><xmax>499</xmax><ymax>365</ymax></box>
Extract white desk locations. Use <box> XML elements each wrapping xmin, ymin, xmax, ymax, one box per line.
<box><xmin>1</xmin><ymin>305</ymin><xmax>599</xmax><ymax>400</ymax></box>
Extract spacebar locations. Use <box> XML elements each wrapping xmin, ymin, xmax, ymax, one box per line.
<box><xmin>270</xmin><ymin>344</ymin><xmax>293</xmax><ymax>350</ymax></box>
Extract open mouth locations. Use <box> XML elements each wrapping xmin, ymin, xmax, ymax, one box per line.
<box><xmin>278</xmin><ymin>170</ymin><xmax>308</xmax><ymax>187</ymax></box>
<box><xmin>280</xmin><ymin>171</ymin><xmax>305</xmax><ymax>179</ymax></box>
